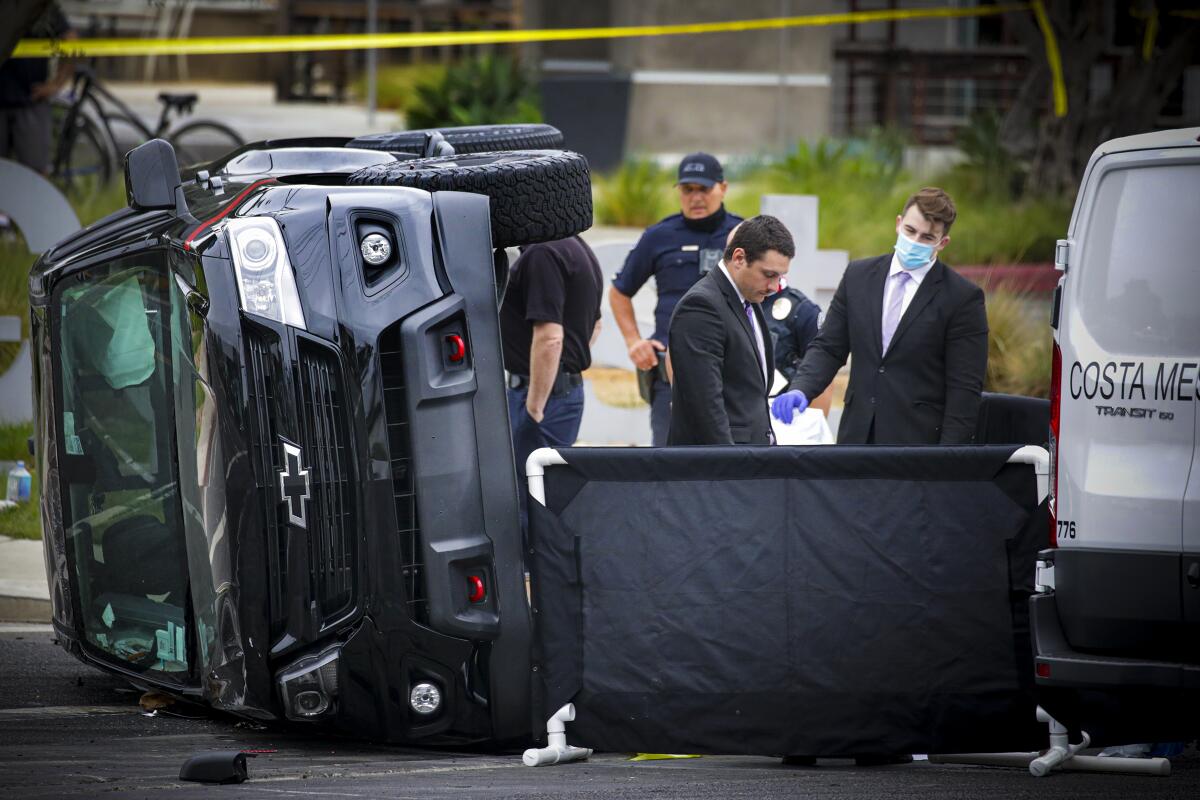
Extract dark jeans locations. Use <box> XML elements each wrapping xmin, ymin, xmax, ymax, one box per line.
<box><xmin>650</xmin><ymin>376</ymin><xmax>671</xmax><ymax>447</ymax></box>
<box><xmin>507</xmin><ymin>383</ymin><xmax>585</xmax><ymax>531</ymax></box>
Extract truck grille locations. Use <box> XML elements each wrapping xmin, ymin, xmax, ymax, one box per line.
<box><xmin>296</xmin><ymin>342</ymin><xmax>355</xmax><ymax>624</ymax></box>
<box><xmin>379</xmin><ymin>323</ymin><xmax>427</xmax><ymax>622</ymax></box>
<box><xmin>245</xmin><ymin>327</ymin><xmax>288</xmax><ymax>637</ymax></box>
<box><xmin>246</xmin><ymin>327</ymin><xmax>357</xmax><ymax>634</ymax></box>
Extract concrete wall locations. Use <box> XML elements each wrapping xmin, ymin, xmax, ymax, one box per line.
<box><xmin>529</xmin><ymin>0</ymin><xmax>838</xmax><ymax>155</ymax></box>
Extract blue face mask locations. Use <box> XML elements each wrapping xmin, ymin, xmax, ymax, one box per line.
<box><xmin>894</xmin><ymin>231</ymin><xmax>936</xmax><ymax>270</ymax></box>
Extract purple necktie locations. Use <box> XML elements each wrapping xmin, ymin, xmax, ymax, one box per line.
<box><xmin>881</xmin><ymin>271</ymin><xmax>911</xmax><ymax>353</ymax></box>
<box><xmin>743</xmin><ymin>300</ymin><xmax>755</xmax><ymax>328</ymax></box>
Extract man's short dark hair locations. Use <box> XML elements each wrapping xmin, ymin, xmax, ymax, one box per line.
<box><xmin>902</xmin><ymin>187</ymin><xmax>957</xmax><ymax>235</ymax></box>
<box><xmin>724</xmin><ymin>215</ymin><xmax>795</xmax><ymax>263</ymax></box>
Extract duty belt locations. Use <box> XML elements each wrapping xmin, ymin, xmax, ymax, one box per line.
<box><xmin>507</xmin><ymin>371</ymin><xmax>583</xmax><ymax>395</ymax></box>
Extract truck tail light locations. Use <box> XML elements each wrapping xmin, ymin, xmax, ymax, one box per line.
<box><xmin>1047</xmin><ymin>342</ymin><xmax>1062</xmax><ymax>548</ymax></box>
<box><xmin>445</xmin><ymin>333</ymin><xmax>466</xmax><ymax>363</ymax></box>
<box><xmin>467</xmin><ymin>574</ymin><xmax>486</xmax><ymax>604</ymax></box>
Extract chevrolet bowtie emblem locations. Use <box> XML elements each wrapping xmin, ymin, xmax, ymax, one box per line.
<box><xmin>279</xmin><ymin>439</ymin><xmax>310</xmax><ymax>529</ymax></box>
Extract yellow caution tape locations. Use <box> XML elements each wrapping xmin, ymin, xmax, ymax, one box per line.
<box><xmin>629</xmin><ymin>753</ymin><xmax>703</xmax><ymax>761</ymax></box>
<box><xmin>12</xmin><ymin>2</ymin><xmax>1088</xmax><ymax>127</ymax></box>
<box><xmin>1030</xmin><ymin>0</ymin><xmax>1068</xmax><ymax>118</ymax></box>
<box><xmin>1142</xmin><ymin>6</ymin><xmax>1159</xmax><ymax>63</ymax></box>
<box><xmin>14</xmin><ymin>4</ymin><xmax>1031</xmax><ymax>58</ymax></box>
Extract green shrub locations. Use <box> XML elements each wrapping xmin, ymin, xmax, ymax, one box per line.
<box><xmin>725</xmin><ymin>132</ymin><xmax>913</xmax><ymax>259</ymax></box>
<box><xmin>984</xmin><ymin>288</ymin><xmax>1053</xmax><ymax>398</ymax></box>
<box><xmin>593</xmin><ymin>159</ymin><xmax>676</xmax><ymax>228</ymax></box>
<box><xmin>935</xmin><ymin>181</ymin><xmax>1071</xmax><ymax>265</ymax></box>
<box><xmin>406</xmin><ymin>54</ymin><xmax>541</xmax><ymax>129</ymax></box>
<box><xmin>349</xmin><ymin>62</ymin><xmax>448</xmax><ymax>114</ymax></box>
<box><xmin>954</xmin><ymin>110</ymin><xmax>1026</xmax><ymax>200</ymax></box>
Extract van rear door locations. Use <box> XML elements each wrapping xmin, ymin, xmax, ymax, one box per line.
<box><xmin>1056</xmin><ymin>154</ymin><xmax>1200</xmax><ymax>655</ymax></box>
<box><xmin>1182</xmin><ymin>394</ymin><xmax>1200</xmax><ymax>634</ymax></box>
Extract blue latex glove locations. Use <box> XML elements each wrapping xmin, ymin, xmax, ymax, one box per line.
<box><xmin>771</xmin><ymin>390</ymin><xmax>809</xmax><ymax>423</ymax></box>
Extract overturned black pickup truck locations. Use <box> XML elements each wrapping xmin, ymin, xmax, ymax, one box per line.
<box><xmin>29</xmin><ymin>125</ymin><xmax>592</xmax><ymax>744</ymax></box>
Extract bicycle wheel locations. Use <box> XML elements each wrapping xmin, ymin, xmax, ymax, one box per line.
<box><xmin>49</xmin><ymin>98</ymin><xmax>115</xmax><ymax>201</ymax></box>
<box><xmin>167</xmin><ymin>120</ymin><xmax>244</xmax><ymax>170</ymax></box>
<box><xmin>101</xmin><ymin>111</ymin><xmax>147</xmax><ymax>165</ymax></box>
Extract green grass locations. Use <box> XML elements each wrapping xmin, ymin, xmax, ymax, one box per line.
<box><xmin>0</xmin><ymin>469</ymin><xmax>40</xmax><ymax>540</ymax></box>
<box><xmin>0</xmin><ymin>422</ymin><xmax>33</xmax><ymax>461</ymax></box>
<box><xmin>0</xmin><ymin>425</ymin><xmax>38</xmax><ymax>540</ymax></box>
<box><xmin>70</xmin><ymin>181</ymin><xmax>131</xmax><ymax>228</ymax></box>
<box><xmin>0</xmin><ymin>241</ymin><xmax>35</xmax><ymax>376</ymax></box>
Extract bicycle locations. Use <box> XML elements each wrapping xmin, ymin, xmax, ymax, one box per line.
<box><xmin>51</xmin><ymin>66</ymin><xmax>244</xmax><ymax>199</ymax></box>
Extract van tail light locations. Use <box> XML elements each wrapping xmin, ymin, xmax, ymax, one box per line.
<box><xmin>1047</xmin><ymin>342</ymin><xmax>1062</xmax><ymax>548</ymax></box>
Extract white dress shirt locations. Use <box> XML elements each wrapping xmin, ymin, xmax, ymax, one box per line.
<box><xmin>718</xmin><ymin>261</ymin><xmax>769</xmax><ymax>385</ymax></box>
<box><xmin>882</xmin><ymin>253</ymin><xmax>934</xmax><ymax>322</ymax></box>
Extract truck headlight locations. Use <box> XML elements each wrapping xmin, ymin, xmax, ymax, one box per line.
<box><xmin>277</xmin><ymin>646</ymin><xmax>340</xmax><ymax>720</ymax></box>
<box><xmin>226</xmin><ymin>217</ymin><xmax>306</xmax><ymax>329</ymax></box>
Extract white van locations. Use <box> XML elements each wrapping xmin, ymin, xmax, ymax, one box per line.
<box><xmin>1033</xmin><ymin>128</ymin><xmax>1200</xmax><ymax>691</ymax></box>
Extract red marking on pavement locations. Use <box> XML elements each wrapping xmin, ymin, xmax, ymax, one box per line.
<box><xmin>183</xmin><ymin>178</ymin><xmax>276</xmax><ymax>251</ymax></box>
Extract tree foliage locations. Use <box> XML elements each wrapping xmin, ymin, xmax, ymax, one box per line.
<box><xmin>1002</xmin><ymin>0</ymin><xmax>1200</xmax><ymax>194</ymax></box>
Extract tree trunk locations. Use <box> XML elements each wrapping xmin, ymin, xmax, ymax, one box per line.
<box><xmin>1004</xmin><ymin>1</ymin><xmax>1198</xmax><ymax>195</ymax></box>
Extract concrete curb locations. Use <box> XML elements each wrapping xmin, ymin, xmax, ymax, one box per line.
<box><xmin>0</xmin><ymin>536</ymin><xmax>51</xmax><ymax>623</ymax></box>
<box><xmin>0</xmin><ymin>592</ymin><xmax>51</xmax><ymax>623</ymax></box>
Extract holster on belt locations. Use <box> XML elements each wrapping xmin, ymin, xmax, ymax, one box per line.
<box><xmin>636</xmin><ymin>361</ymin><xmax>669</xmax><ymax>405</ymax></box>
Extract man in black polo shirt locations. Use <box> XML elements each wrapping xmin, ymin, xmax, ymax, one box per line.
<box><xmin>501</xmin><ymin>235</ymin><xmax>603</xmax><ymax>520</ymax></box>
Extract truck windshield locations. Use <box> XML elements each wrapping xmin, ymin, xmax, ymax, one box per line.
<box><xmin>56</xmin><ymin>256</ymin><xmax>199</xmax><ymax>682</ymax></box>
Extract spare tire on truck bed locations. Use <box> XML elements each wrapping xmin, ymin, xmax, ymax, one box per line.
<box><xmin>348</xmin><ymin>149</ymin><xmax>592</xmax><ymax>249</ymax></box>
<box><xmin>347</xmin><ymin>124</ymin><xmax>564</xmax><ymax>155</ymax></box>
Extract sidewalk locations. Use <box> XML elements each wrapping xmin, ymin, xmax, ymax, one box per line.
<box><xmin>105</xmin><ymin>81</ymin><xmax>404</xmax><ymax>144</ymax></box>
<box><xmin>0</xmin><ymin>535</ymin><xmax>50</xmax><ymax>623</ymax></box>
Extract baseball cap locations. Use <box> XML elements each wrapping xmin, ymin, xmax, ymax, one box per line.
<box><xmin>676</xmin><ymin>152</ymin><xmax>724</xmax><ymax>187</ymax></box>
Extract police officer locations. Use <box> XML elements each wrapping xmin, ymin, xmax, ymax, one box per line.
<box><xmin>609</xmin><ymin>153</ymin><xmax>743</xmax><ymax>446</ymax></box>
<box><xmin>762</xmin><ymin>279</ymin><xmax>822</xmax><ymax>386</ymax></box>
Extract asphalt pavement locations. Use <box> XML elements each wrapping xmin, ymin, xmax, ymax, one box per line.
<box><xmin>1</xmin><ymin>625</ymin><xmax>1198</xmax><ymax>799</ymax></box>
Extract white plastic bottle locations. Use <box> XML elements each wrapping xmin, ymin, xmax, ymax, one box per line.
<box><xmin>5</xmin><ymin>461</ymin><xmax>31</xmax><ymax>503</ymax></box>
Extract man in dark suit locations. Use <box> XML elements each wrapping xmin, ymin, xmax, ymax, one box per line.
<box><xmin>771</xmin><ymin>187</ymin><xmax>988</xmax><ymax>445</ymax></box>
<box><xmin>668</xmin><ymin>215</ymin><xmax>795</xmax><ymax>445</ymax></box>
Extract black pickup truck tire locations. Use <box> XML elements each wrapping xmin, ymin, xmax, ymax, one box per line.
<box><xmin>346</xmin><ymin>124</ymin><xmax>564</xmax><ymax>155</ymax></box>
<box><xmin>348</xmin><ymin>150</ymin><xmax>592</xmax><ymax>248</ymax></box>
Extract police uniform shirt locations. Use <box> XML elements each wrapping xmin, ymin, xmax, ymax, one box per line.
<box><xmin>762</xmin><ymin>286</ymin><xmax>822</xmax><ymax>383</ymax></box>
<box><xmin>611</xmin><ymin>207</ymin><xmax>743</xmax><ymax>348</ymax></box>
